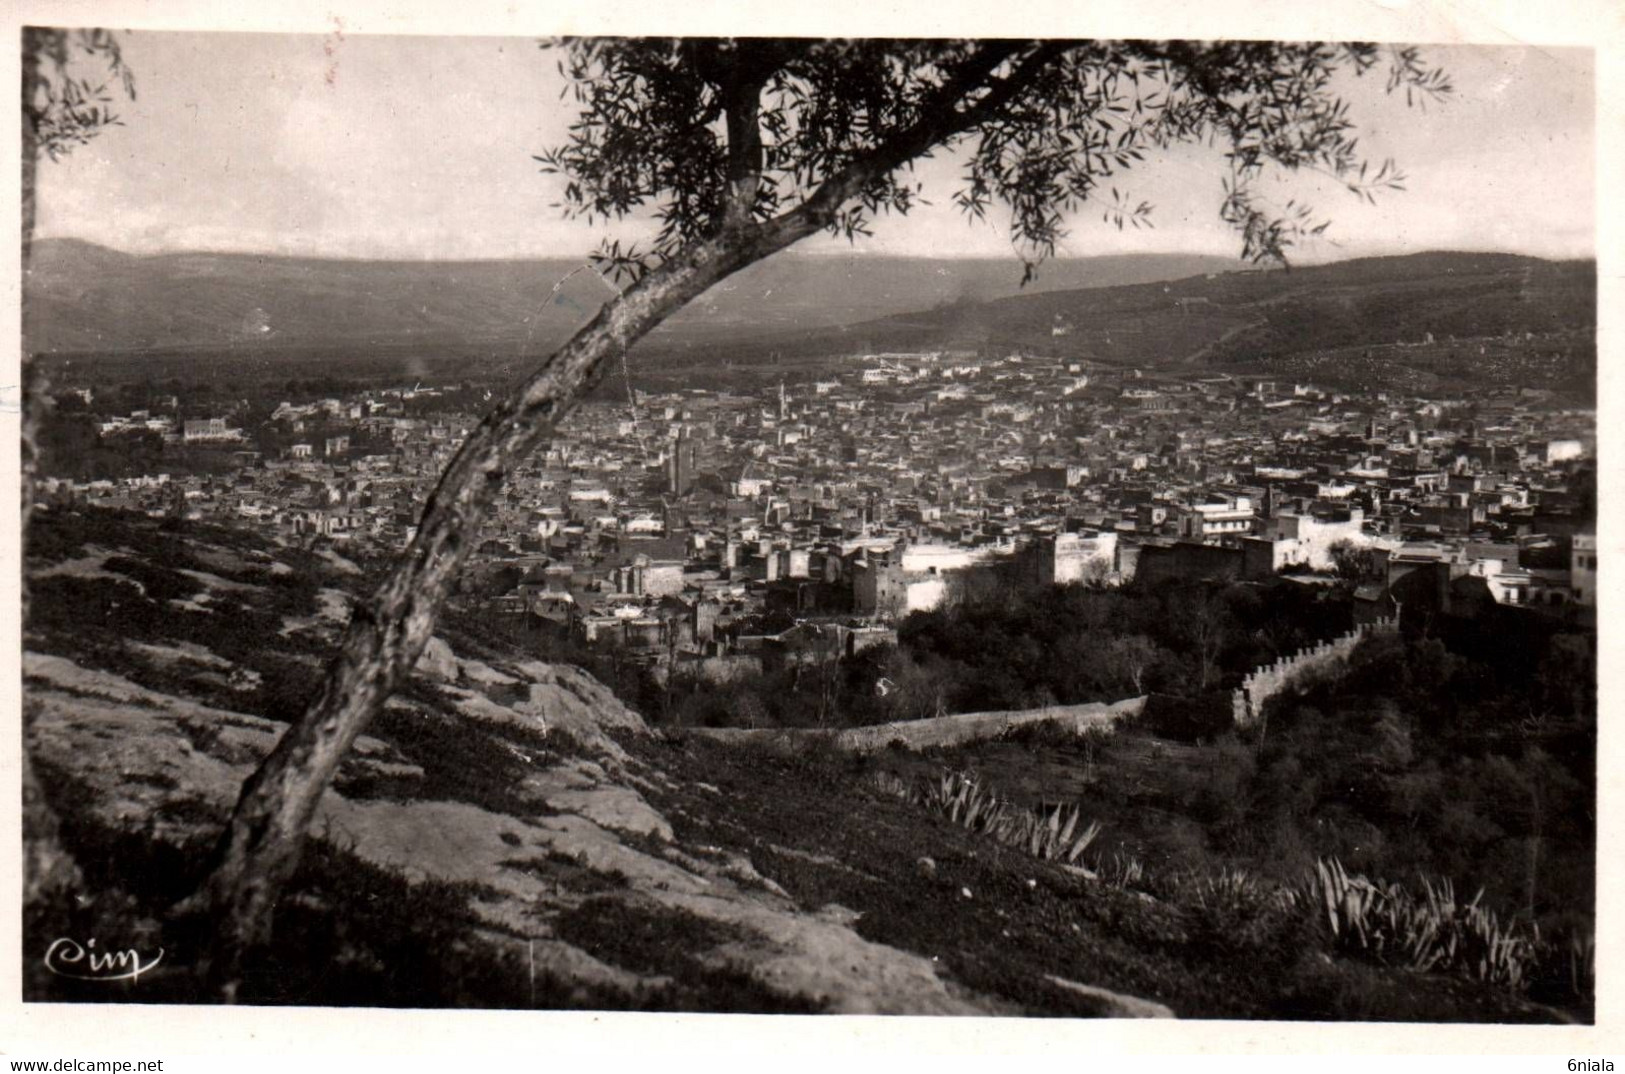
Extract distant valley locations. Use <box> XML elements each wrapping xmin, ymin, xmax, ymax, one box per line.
<box><xmin>26</xmin><ymin>240</ymin><xmax>1595</xmax><ymax>399</ymax></box>
<box><xmin>22</xmin><ymin>238</ymin><xmax>1234</xmax><ymax>355</ymax></box>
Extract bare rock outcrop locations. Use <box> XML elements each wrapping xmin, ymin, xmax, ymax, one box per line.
<box><xmin>22</xmin><ymin>646</ymin><xmax>1007</xmax><ymax>1014</ymax></box>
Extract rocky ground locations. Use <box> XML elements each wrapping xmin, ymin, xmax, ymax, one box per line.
<box><xmin>20</xmin><ymin>508</ymin><xmax>1563</xmax><ymax>1019</ymax></box>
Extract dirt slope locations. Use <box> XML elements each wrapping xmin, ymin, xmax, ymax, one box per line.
<box><xmin>21</xmin><ymin>507</ymin><xmax>1551</xmax><ymax>1019</ymax></box>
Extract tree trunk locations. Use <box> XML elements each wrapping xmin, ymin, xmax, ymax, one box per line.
<box><xmin>190</xmin><ymin>219</ymin><xmax>821</xmax><ymax>999</ymax></box>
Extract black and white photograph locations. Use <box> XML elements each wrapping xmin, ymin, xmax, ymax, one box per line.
<box><xmin>9</xmin><ymin>0</ymin><xmax>1615</xmax><ymax>1049</ymax></box>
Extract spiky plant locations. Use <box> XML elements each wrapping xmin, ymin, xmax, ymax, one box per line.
<box><xmin>901</xmin><ymin>770</ymin><xmax>1102</xmax><ymax>866</ymax></box>
<box><xmin>1023</xmin><ymin>804</ymin><xmax>1100</xmax><ymax>864</ymax></box>
<box><xmin>1566</xmin><ymin>931</ymin><xmax>1596</xmax><ymax>1000</ymax></box>
<box><xmin>1295</xmin><ymin>858</ymin><xmax>1543</xmax><ymax>992</ymax></box>
<box><xmin>1101</xmin><ymin>852</ymin><xmax>1145</xmax><ymax>889</ymax></box>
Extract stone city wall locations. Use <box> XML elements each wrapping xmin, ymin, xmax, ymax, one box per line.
<box><xmin>691</xmin><ymin>696</ymin><xmax>1147</xmax><ymax>754</ymax></box>
<box><xmin>1231</xmin><ymin>617</ymin><xmax>1399</xmax><ymax>727</ymax></box>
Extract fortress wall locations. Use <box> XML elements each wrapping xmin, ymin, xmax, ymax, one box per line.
<box><xmin>1231</xmin><ymin>617</ymin><xmax>1398</xmax><ymax>727</ymax></box>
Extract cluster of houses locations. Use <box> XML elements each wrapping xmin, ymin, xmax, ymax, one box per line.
<box><xmin>38</xmin><ymin>347</ymin><xmax>1595</xmax><ymax>680</ymax></box>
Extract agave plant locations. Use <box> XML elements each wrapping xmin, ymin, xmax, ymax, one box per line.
<box><xmin>1567</xmin><ymin>931</ymin><xmax>1596</xmax><ymax>999</ymax></box>
<box><xmin>902</xmin><ymin>769</ymin><xmax>1104</xmax><ymax>868</ymax></box>
<box><xmin>868</xmin><ymin>771</ymin><xmax>912</xmax><ymax>801</ymax></box>
<box><xmin>915</xmin><ymin>771</ymin><xmax>1005</xmax><ymax>834</ymax></box>
<box><xmin>1197</xmin><ymin>867</ymin><xmax>1266</xmax><ymax>901</ymax></box>
<box><xmin>1457</xmin><ymin>898</ymin><xmax>1538</xmax><ymax>990</ymax></box>
<box><xmin>1295</xmin><ymin>858</ymin><xmax>1543</xmax><ymax>994</ymax></box>
<box><xmin>1302</xmin><ymin>858</ymin><xmax>1384</xmax><ymax>950</ymax></box>
<box><xmin>917</xmin><ymin>771</ymin><xmax>958</xmax><ymax>812</ymax></box>
<box><xmin>1009</xmin><ymin>804</ymin><xmax>1101</xmax><ymax>864</ymax></box>
<box><xmin>947</xmin><ymin>776</ymin><xmax>1003</xmax><ymax>831</ymax></box>
<box><xmin>1101</xmin><ymin>852</ymin><xmax>1145</xmax><ymax>889</ymax></box>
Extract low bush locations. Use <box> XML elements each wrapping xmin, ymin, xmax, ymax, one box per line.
<box><xmin>877</xmin><ymin>769</ymin><xmax>1101</xmax><ymax>867</ymax></box>
<box><xmin>1293</xmin><ymin>858</ymin><xmax>1551</xmax><ymax>994</ymax></box>
<box><xmin>1180</xmin><ymin>867</ymin><xmax>1315</xmax><ymax>963</ymax></box>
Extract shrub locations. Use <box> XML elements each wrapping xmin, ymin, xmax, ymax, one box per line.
<box><xmin>879</xmin><ymin>769</ymin><xmax>1101</xmax><ymax>866</ymax></box>
<box><xmin>1294</xmin><ymin>858</ymin><xmax>1543</xmax><ymax>992</ymax></box>
<box><xmin>1183</xmin><ymin>866</ymin><xmax>1313</xmax><ymax>961</ymax></box>
<box><xmin>1098</xmin><ymin>851</ymin><xmax>1145</xmax><ymax>890</ymax></box>
<box><xmin>996</xmin><ymin>718</ymin><xmax>1093</xmax><ymax>752</ymax></box>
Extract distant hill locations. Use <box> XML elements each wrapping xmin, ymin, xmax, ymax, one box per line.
<box><xmin>660</xmin><ymin>250</ymin><xmax>1596</xmax><ymax>395</ymax></box>
<box><xmin>22</xmin><ymin>238</ymin><xmax>1235</xmax><ymax>355</ymax></box>
<box><xmin>874</xmin><ymin>250</ymin><xmax>1596</xmax><ymax>365</ymax></box>
<box><xmin>27</xmin><ymin>241</ymin><xmax>1594</xmax><ymax>397</ymax></box>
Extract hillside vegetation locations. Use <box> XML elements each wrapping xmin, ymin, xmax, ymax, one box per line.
<box><xmin>21</xmin><ymin>507</ymin><xmax>1591</xmax><ymax>1019</ymax></box>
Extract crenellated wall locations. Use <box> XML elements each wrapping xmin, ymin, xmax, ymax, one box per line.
<box><xmin>1231</xmin><ymin>617</ymin><xmax>1398</xmax><ymax>727</ymax></box>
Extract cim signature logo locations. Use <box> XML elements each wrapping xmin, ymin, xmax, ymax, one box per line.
<box><xmin>43</xmin><ymin>937</ymin><xmax>164</xmax><ymax>983</ymax></box>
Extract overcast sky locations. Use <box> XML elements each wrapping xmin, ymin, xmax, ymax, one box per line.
<box><xmin>31</xmin><ymin>34</ymin><xmax>1595</xmax><ymax>263</ymax></box>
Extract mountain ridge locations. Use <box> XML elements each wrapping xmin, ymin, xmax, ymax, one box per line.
<box><xmin>621</xmin><ymin>249</ymin><xmax>1595</xmax><ymax>396</ymax></box>
<box><xmin>23</xmin><ymin>238</ymin><xmax>1238</xmax><ymax>354</ymax></box>
<box><xmin>26</xmin><ymin>240</ymin><xmax>1596</xmax><ymax>396</ymax></box>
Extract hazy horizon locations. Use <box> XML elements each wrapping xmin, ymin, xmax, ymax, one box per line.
<box><xmin>31</xmin><ymin>35</ymin><xmax>1595</xmax><ymax>264</ymax></box>
<box><xmin>30</xmin><ymin>234</ymin><xmax>1596</xmax><ymax>268</ymax></box>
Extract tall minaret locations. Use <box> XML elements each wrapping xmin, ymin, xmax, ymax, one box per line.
<box><xmin>778</xmin><ymin>380</ymin><xmax>788</xmax><ymax>422</ymax></box>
